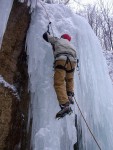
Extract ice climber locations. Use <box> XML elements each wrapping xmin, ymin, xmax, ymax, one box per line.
<box><xmin>43</xmin><ymin>31</ymin><xmax>77</xmax><ymax>118</ymax></box>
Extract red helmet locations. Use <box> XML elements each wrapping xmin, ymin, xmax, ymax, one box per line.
<box><xmin>61</xmin><ymin>34</ymin><xmax>71</xmax><ymax>41</ymax></box>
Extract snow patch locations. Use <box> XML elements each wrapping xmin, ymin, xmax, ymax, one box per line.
<box><xmin>0</xmin><ymin>75</ymin><xmax>20</xmax><ymax>100</ymax></box>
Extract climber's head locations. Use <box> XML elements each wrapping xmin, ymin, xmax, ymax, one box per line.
<box><xmin>61</xmin><ymin>34</ymin><xmax>71</xmax><ymax>41</ymax></box>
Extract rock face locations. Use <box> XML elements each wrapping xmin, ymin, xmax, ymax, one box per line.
<box><xmin>0</xmin><ymin>1</ymin><xmax>31</xmax><ymax>149</ymax></box>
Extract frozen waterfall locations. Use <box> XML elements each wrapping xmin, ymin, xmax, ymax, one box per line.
<box><xmin>26</xmin><ymin>3</ymin><xmax>113</xmax><ymax>150</ymax></box>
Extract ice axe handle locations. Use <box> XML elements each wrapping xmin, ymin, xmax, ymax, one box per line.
<box><xmin>47</xmin><ymin>22</ymin><xmax>51</xmax><ymax>34</ymax></box>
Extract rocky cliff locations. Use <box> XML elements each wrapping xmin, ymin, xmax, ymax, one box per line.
<box><xmin>0</xmin><ymin>1</ymin><xmax>31</xmax><ymax>149</ymax></box>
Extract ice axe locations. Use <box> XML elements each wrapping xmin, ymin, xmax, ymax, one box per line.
<box><xmin>47</xmin><ymin>22</ymin><xmax>52</xmax><ymax>35</ymax></box>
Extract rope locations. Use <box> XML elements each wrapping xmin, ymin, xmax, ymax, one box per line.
<box><xmin>74</xmin><ymin>97</ymin><xmax>102</xmax><ymax>150</ymax></box>
<box><xmin>39</xmin><ymin>1</ymin><xmax>55</xmax><ymax>37</ymax></box>
<box><xmin>36</xmin><ymin>3</ymin><xmax>100</xmax><ymax>148</ymax></box>
<box><xmin>37</xmin><ymin>4</ymin><xmax>101</xmax><ymax>149</ymax></box>
<box><xmin>38</xmin><ymin>3</ymin><xmax>101</xmax><ymax>149</ymax></box>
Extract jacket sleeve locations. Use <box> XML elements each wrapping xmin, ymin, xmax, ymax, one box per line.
<box><xmin>43</xmin><ymin>32</ymin><xmax>58</xmax><ymax>44</ymax></box>
<box><xmin>47</xmin><ymin>33</ymin><xmax>58</xmax><ymax>44</ymax></box>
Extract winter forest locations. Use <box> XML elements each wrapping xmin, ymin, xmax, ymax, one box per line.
<box><xmin>73</xmin><ymin>0</ymin><xmax>113</xmax><ymax>81</ymax></box>
<box><xmin>0</xmin><ymin>0</ymin><xmax>113</xmax><ymax>150</ymax></box>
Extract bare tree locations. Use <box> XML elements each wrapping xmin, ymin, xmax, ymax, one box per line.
<box><xmin>75</xmin><ymin>1</ymin><xmax>113</xmax><ymax>51</ymax></box>
<box><xmin>98</xmin><ymin>0</ymin><xmax>113</xmax><ymax>50</ymax></box>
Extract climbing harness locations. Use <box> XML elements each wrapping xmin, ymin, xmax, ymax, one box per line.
<box><xmin>54</xmin><ymin>54</ymin><xmax>76</xmax><ymax>73</ymax></box>
<box><xmin>54</xmin><ymin>52</ymin><xmax>75</xmax><ymax>59</ymax></box>
<box><xmin>76</xmin><ymin>59</ymin><xmax>79</xmax><ymax>71</ymax></box>
<box><xmin>73</xmin><ymin>97</ymin><xmax>102</xmax><ymax>150</ymax></box>
<box><xmin>39</xmin><ymin>1</ymin><xmax>54</xmax><ymax>37</ymax></box>
<box><xmin>54</xmin><ymin>52</ymin><xmax>77</xmax><ymax>73</ymax></box>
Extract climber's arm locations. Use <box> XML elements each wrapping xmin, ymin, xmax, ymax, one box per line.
<box><xmin>43</xmin><ymin>32</ymin><xmax>58</xmax><ymax>44</ymax></box>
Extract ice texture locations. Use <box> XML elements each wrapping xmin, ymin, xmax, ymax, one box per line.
<box><xmin>26</xmin><ymin>3</ymin><xmax>113</xmax><ymax>150</ymax></box>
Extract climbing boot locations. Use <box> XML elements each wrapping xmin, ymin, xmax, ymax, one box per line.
<box><xmin>56</xmin><ymin>102</ymin><xmax>72</xmax><ymax>119</ymax></box>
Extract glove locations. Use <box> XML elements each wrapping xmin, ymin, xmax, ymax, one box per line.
<box><xmin>43</xmin><ymin>32</ymin><xmax>48</xmax><ymax>42</ymax></box>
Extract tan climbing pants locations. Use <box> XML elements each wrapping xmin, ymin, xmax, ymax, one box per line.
<box><xmin>54</xmin><ymin>60</ymin><xmax>76</xmax><ymax>105</ymax></box>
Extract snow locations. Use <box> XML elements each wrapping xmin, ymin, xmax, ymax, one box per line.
<box><xmin>0</xmin><ymin>75</ymin><xmax>20</xmax><ymax>100</ymax></box>
<box><xmin>0</xmin><ymin>0</ymin><xmax>13</xmax><ymax>49</ymax></box>
<box><xmin>104</xmin><ymin>51</ymin><xmax>113</xmax><ymax>83</ymax></box>
<box><xmin>19</xmin><ymin>0</ymin><xmax>40</xmax><ymax>12</ymax></box>
<box><xmin>26</xmin><ymin>3</ymin><xmax>113</xmax><ymax>150</ymax></box>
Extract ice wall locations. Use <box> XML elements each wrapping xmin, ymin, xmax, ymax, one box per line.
<box><xmin>26</xmin><ymin>3</ymin><xmax>77</xmax><ymax>150</ymax></box>
<box><xmin>26</xmin><ymin>3</ymin><xmax>113</xmax><ymax>150</ymax></box>
<box><xmin>0</xmin><ymin>0</ymin><xmax>13</xmax><ymax>49</ymax></box>
<box><xmin>74</xmin><ymin>12</ymin><xmax>113</xmax><ymax>150</ymax></box>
